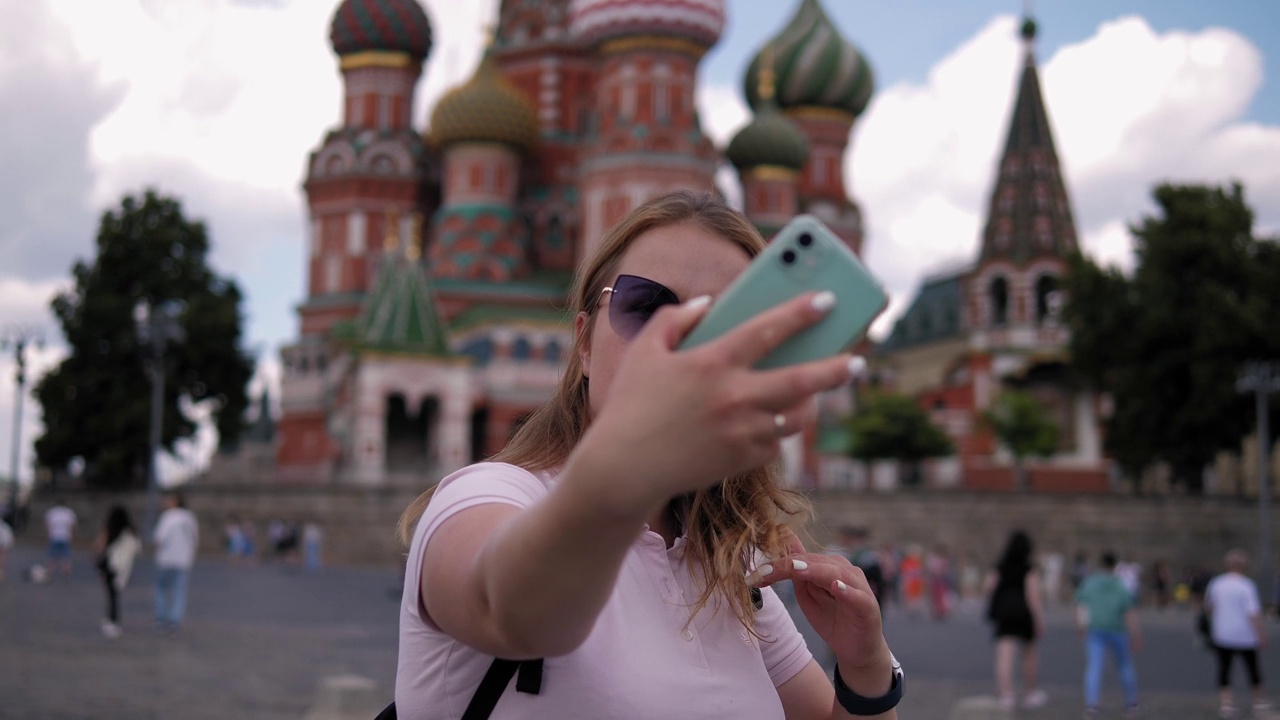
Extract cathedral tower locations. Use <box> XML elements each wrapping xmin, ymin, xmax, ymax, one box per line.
<box><xmin>568</xmin><ymin>0</ymin><xmax>725</xmax><ymax>256</ymax></box>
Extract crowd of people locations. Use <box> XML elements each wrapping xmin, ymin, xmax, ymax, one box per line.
<box><xmin>222</xmin><ymin>515</ymin><xmax>322</xmax><ymax>569</ymax></box>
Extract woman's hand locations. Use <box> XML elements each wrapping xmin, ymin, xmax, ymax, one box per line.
<box><xmin>748</xmin><ymin>530</ymin><xmax>893</xmax><ymax>689</ymax></box>
<box><xmin>575</xmin><ymin>292</ymin><xmax>858</xmax><ymax>505</ymax></box>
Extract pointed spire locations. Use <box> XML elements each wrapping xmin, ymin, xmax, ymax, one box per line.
<box><xmin>359</xmin><ymin>250</ymin><xmax>450</xmax><ymax>356</ymax></box>
<box><xmin>976</xmin><ymin>13</ymin><xmax>1078</xmax><ymax>265</ymax></box>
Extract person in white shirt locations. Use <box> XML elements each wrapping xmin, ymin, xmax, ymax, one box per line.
<box><xmin>44</xmin><ymin>500</ymin><xmax>77</xmax><ymax>577</ymax></box>
<box><xmin>153</xmin><ymin>491</ymin><xmax>199</xmax><ymax>632</ymax></box>
<box><xmin>0</xmin><ymin>517</ymin><xmax>13</xmax><ymax>582</ymax></box>
<box><xmin>1205</xmin><ymin>549</ymin><xmax>1269</xmax><ymax>719</ymax></box>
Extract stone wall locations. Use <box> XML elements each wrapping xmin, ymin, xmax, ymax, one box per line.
<box><xmin>22</xmin><ymin>486</ymin><xmax>1279</xmax><ymax>581</ymax></box>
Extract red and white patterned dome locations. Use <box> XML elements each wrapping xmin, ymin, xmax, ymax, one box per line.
<box><xmin>569</xmin><ymin>0</ymin><xmax>725</xmax><ymax>50</ymax></box>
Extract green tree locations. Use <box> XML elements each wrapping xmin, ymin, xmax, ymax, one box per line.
<box><xmin>981</xmin><ymin>390</ymin><xmax>1059</xmax><ymax>490</ymax></box>
<box><xmin>1063</xmin><ymin>182</ymin><xmax>1279</xmax><ymax>493</ymax></box>
<box><xmin>848</xmin><ymin>392</ymin><xmax>953</xmax><ymax>486</ymax></box>
<box><xmin>34</xmin><ymin>190</ymin><xmax>253</xmax><ymax>489</ymax></box>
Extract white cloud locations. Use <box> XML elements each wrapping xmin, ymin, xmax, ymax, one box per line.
<box><xmin>849</xmin><ymin>13</ymin><xmax>1280</xmax><ymax>336</ymax></box>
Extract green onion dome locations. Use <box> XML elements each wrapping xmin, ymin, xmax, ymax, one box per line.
<box><xmin>330</xmin><ymin>0</ymin><xmax>433</xmax><ymax>60</ymax></box>
<box><xmin>726</xmin><ymin>100</ymin><xmax>808</xmax><ymax>172</ymax></box>
<box><xmin>743</xmin><ymin>0</ymin><xmax>874</xmax><ymax>118</ymax></box>
<box><xmin>429</xmin><ymin>54</ymin><xmax>539</xmax><ymax>152</ymax></box>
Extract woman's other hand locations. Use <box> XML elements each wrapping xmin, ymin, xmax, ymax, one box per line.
<box><xmin>748</xmin><ymin>528</ymin><xmax>892</xmax><ymax>685</ymax></box>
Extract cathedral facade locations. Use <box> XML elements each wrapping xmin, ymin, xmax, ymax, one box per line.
<box><xmin>275</xmin><ymin>0</ymin><xmax>876</xmax><ymax>484</ymax></box>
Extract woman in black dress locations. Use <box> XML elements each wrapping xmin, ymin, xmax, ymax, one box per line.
<box><xmin>984</xmin><ymin>529</ymin><xmax>1047</xmax><ymax>710</ymax></box>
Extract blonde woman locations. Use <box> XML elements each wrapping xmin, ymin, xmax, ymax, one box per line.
<box><xmin>393</xmin><ymin>192</ymin><xmax>902</xmax><ymax>719</ymax></box>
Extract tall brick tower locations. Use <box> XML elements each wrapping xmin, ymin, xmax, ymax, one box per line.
<box><xmin>277</xmin><ymin>0</ymin><xmax>434</xmax><ymax>479</ymax></box>
<box><xmin>742</xmin><ymin>0</ymin><xmax>875</xmax><ymax>257</ymax></box>
<box><xmin>568</xmin><ymin>0</ymin><xmax>725</xmax><ymax>258</ymax></box>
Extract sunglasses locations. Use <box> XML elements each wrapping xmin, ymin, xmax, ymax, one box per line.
<box><xmin>599</xmin><ymin>274</ymin><xmax>681</xmax><ymax>340</ymax></box>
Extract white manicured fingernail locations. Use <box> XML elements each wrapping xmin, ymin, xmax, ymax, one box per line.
<box><xmin>811</xmin><ymin>291</ymin><xmax>836</xmax><ymax>312</ymax></box>
<box><xmin>792</xmin><ymin>559</ymin><xmax>809</xmax><ymax>571</ymax></box>
<box><xmin>848</xmin><ymin>356</ymin><xmax>867</xmax><ymax>379</ymax></box>
<box><xmin>836</xmin><ymin>580</ymin><xmax>848</xmax><ymax>591</ymax></box>
<box><xmin>758</xmin><ymin>564</ymin><xmax>774</xmax><ymax>577</ymax></box>
<box><xmin>684</xmin><ymin>295</ymin><xmax>711</xmax><ymax>310</ymax></box>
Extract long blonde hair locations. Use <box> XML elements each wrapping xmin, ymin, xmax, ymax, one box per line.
<box><xmin>397</xmin><ymin>190</ymin><xmax>811</xmax><ymax>630</ymax></box>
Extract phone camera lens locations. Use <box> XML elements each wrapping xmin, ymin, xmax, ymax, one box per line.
<box><xmin>798</xmin><ymin>232</ymin><xmax>813</xmax><ymax>247</ymax></box>
<box><xmin>782</xmin><ymin>250</ymin><xmax>797</xmax><ymax>265</ymax></box>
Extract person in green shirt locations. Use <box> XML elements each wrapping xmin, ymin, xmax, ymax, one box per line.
<box><xmin>1075</xmin><ymin>551</ymin><xmax>1143</xmax><ymax>717</ymax></box>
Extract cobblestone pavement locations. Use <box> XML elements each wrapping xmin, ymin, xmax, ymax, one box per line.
<box><xmin>0</xmin><ymin>543</ymin><xmax>1274</xmax><ymax>719</ymax></box>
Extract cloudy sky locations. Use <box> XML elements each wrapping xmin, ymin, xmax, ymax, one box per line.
<box><xmin>2</xmin><ymin>0</ymin><xmax>1278</xmax><ymax>484</ymax></box>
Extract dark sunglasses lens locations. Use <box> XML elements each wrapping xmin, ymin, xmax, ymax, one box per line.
<box><xmin>608</xmin><ymin>275</ymin><xmax>679</xmax><ymax>340</ymax></box>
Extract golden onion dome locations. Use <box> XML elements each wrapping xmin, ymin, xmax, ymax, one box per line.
<box><xmin>429</xmin><ymin>54</ymin><xmax>539</xmax><ymax>153</ymax></box>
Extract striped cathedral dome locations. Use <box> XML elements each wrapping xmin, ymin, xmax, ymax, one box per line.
<box><xmin>329</xmin><ymin>0</ymin><xmax>433</xmax><ymax>60</ymax></box>
<box><xmin>742</xmin><ymin>0</ymin><xmax>874</xmax><ymax>117</ymax></box>
<box><xmin>568</xmin><ymin>0</ymin><xmax>725</xmax><ymax>50</ymax></box>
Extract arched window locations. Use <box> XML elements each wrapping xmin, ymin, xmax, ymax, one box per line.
<box><xmin>989</xmin><ymin>277</ymin><xmax>1009</xmax><ymax>326</ymax></box>
<box><xmin>1036</xmin><ymin>275</ymin><xmax>1060</xmax><ymax>324</ymax></box>
<box><xmin>512</xmin><ymin>337</ymin><xmax>533</xmax><ymax>360</ymax></box>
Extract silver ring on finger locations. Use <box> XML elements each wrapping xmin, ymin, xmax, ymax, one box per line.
<box><xmin>773</xmin><ymin>413</ymin><xmax>787</xmax><ymax>436</ymax></box>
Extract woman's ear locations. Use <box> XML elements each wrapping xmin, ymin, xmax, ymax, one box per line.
<box><xmin>574</xmin><ymin>311</ymin><xmax>592</xmax><ymax>378</ymax></box>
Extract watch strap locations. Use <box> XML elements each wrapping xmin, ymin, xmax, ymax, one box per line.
<box><xmin>833</xmin><ymin>659</ymin><xmax>904</xmax><ymax>716</ymax></box>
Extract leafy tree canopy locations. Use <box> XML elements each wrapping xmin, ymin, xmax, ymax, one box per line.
<box><xmin>34</xmin><ymin>190</ymin><xmax>254</xmax><ymax>489</ymax></box>
<box><xmin>848</xmin><ymin>392</ymin><xmax>953</xmax><ymax>463</ymax></box>
<box><xmin>982</xmin><ymin>390</ymin><xmax>1059</xmax><ymax>461</ymax></box>
<box><xmin>1063</xmin><ymin>182</ymin><xmax>1280</xmax><ymax>492</ymax></box>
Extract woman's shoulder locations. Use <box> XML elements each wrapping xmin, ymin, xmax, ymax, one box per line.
<box><xmin>432</xmin><ymin>461</ymin><xmax>558</xmax><ymax>503</ymax></box>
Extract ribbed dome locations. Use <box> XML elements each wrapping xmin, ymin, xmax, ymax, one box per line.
<box><xmin>569</xmin><ymin>0</ymin><xmax>725</xmax><ymax>50</ymax></box>
<box><xmin>727</xmin><ymin>100</ymin><xmax>808</xmax><ymax>171</ymax></box>
<box><xmin>330</xmin><ymin>0</ymin><xmax>433</xmax><ymax>59</ymax></box>
<box><xmin>430</xmin><ymin>54</ymin><xmax>539</xmax><ymax>152</ymax></box>
<box><xmin>743</xmin><ymin>0</ymin><xmax>874</xmax><ymax>117</ymax></box>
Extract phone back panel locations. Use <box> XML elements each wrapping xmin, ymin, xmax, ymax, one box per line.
<box><xmin>678</xmin><ymin>215</ymin><xmax>888</xmax><ymax>369</ymax></box>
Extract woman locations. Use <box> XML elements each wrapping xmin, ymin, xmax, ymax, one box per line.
<box><xmin>984</xmin><ymin>529</ymin><xmax>1047</xmax><ymax>710</ymax></box>
<box><xmin>394</xmin><ymin>192</ymin><xmax>902</xmax><ymax>718</ymax></box>
<box><xmin>94</xmin><ymin>505</ymin><xmax>141</xmax><ymax>638</ymax></box>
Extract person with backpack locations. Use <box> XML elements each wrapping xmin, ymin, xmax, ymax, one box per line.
<box><xmin>390</xmin><ymin>193</ymin><xmax>903</xmax><ymax>719</ymax></box>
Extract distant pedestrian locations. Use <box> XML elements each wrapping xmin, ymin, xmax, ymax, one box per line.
<box><xmin>1116</xmin><ymin>559</ymin><xmax>1141</xmax><ymax>604</ymax></box>
<box><xmin>927</xmin><ymin>544</ymin><xmax>953</xmax><ymax>621</ymax></box>
<box><xmin>0</xmin><ymin>517</ymin><xmax>13</xmax><ymax>582</ymax></box>
<box><xmin>1151</xmin><ymin>560</ymin><xmax>1172</xmax><ymax>610</ymax></box>
<box><xmin>1075</xmin><ymin>551</ymin><xmax>1141</xmax><ymax>718</ymax></box>
<box><xmin>93</xmin><ymin>505</ymin><xmax>141</xmax><ymax>638</ymax></box>
<box><xmin>224</xmin><ymin>515</ymin><xmax>246</xmax><ymax>563</ymax></box>
<box><xmin>901</xmin><ymin>544</ymin><xmax>926</xmax><ymax>619</ymax></box>
<box><xmin>836</xmin><ymin>526</ymin><xmax>884</xmax><ymax>606</ymax></box>
<box><xmin>985</xmin><ymin>529</ymin><xmax>1048</xmax><ymax>711</ymax></box>
<box><xmin>1205</xmin><ymin>549</ymin><xmax>1270</xmax><ymax>719</ymax></box>
<box><xmin>44</xmin><ymin>499</ymin><xmax>77</xmax><ymax>577</ymax></box>
<box><xmin>153</xmin><ymin>491</ymin><xmax>198</xmax><ymax>632</ymax></box>
<box><xmin>302</xmin><ymin>521</ymin><xmax>322</xmax><ymax>571</ymax></box>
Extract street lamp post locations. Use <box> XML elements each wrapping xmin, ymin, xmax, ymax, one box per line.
<box><xmin>1</xmin><ymin>327</ymin><xmax>43</xmax><ymax>527</ymax></box>
<box><xmin>137</xmin><ymin>302</ymin><xmax>184</xmax><ymax>538</ymax></box>
<box><xmin>1238</xmin><ymin>361</ymin><xmax>1280</xmax><ymax>606</ymax></box>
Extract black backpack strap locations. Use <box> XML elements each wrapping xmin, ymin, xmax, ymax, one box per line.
<box><xmin>460</xmin><ymin>658</ymin><xmax>544</xmax><ymax>720</ymax></box>
<box><xmin>373</xmin><ymin>702</ymin><xmax>396</xmax><ymax>720</ymax></box>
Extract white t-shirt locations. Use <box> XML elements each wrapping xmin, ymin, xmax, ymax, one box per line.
<box><xmin>154</xmin><ymin>507</ymin><xmax>199</xmax><ymax>569</ymax></box>
<box><xmin>45</xmin><ymin>506</ymin><xmax>76</xmax><ymax>542</ymax></box>
<box><xmin>1206</xmin><ymin>572</ymin><xmax>1262</xmax><ymax>649</ymax></box>
<box><xmin>395</xmin><ymin>462</ymin><xmax>812</xmax><ymax>720</ymax></box>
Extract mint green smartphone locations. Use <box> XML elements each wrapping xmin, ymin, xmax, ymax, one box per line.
<box><xmin>678</xmin><ymin>214</ymin><xmax>888</xmax><ymax>369</ymax></box>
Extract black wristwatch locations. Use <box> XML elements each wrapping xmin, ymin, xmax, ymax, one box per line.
<box><xmin>833</xmin><ymin>652</ymin><xmax>904</xmax><ymax>716</ymax></box>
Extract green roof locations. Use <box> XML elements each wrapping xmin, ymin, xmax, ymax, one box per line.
<box><xmin>358</xmin><ymin>254</ymin><xmax>450</xmax><ymax>355</ymax></box>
